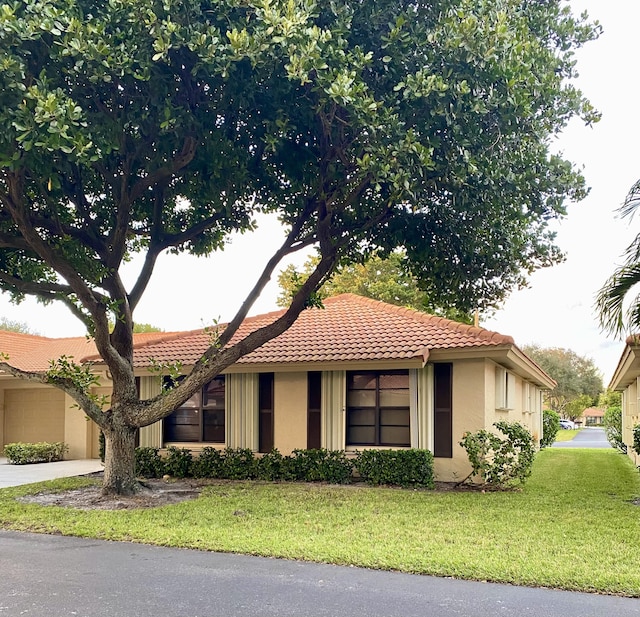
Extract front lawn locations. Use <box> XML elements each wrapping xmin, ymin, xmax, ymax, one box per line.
<box><xmin>0</xmin><ymin>449</ymin><xmax>639</xmax><ymax>595</ymax></box>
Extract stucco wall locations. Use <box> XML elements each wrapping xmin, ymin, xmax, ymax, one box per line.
<box><xmin>2</xmin><ymin>387</ymin><xmax>65</xmax><ymax>449</ymax></box>
<box><xmin>433</xmin><ymin>359</ymin><xmax>487</xmax><ymax>483</ymax></box>
<box><xmin>273</xmin><ymin>372</ymin><xmax>307</xmax><ymax>454</ymax></box>
<box><xmin>623</xmin><ymin>381</ymin><xmax>639</xmax><ymax>466</ymax></box>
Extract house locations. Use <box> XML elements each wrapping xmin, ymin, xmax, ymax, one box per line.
<box><xmin>0</xmin><ymin>294</ymin><xmax>554</xmax><ymax>481</ymax></box>
<box><xmin>607</xmin><ymin>336</ymin><xmax>640</xmax><ymax>465</ymax></box>
<box><xmin>579</xmin><ymin>407</ymin><xmax>605</xmax><ymax>426</ymax></box>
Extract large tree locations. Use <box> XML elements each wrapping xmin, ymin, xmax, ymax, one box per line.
<box><xmin>0</xmin><ymin>0</ymin><xmax>598</xmax><ymax>494</ymax></box>
<box><xmin>522</xmin><ymin>345</ymin><xmax>603</xmax><ymax>417</ymax></box>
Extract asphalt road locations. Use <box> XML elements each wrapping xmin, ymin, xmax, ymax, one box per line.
<box><xmin>552</xmin><ymin>426</ymin><xmax>612</xmax><ymax>448</ymax></box>
<box><xmin>1</xmin><ymin>530</ymin><xmax>638</xmax><ymax>617</ymax></box>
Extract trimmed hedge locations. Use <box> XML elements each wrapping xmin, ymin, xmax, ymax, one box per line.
<box><xmin>132</xmin><ymin>446</ymin><xmax>435</xmax><ymax>489</ymax></box>
<box><xmin>355</xmin><ymin>449</ymin><xmax>435</xmax><ymax>488</ymax></box>
<box><xmin>4</xmin><ymin>441</ymin><xmax>68</xmax><ymax>465</ymax></box>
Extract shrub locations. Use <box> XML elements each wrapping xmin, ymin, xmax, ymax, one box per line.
<box><xmin>134</xmin><ymin>447</ymin><xmax>165</xmax><ymax>478</ymax></box>
<box><xmin>4</xmin><ymin>442</ymin><xmax>68</xmax><ymax>464</ymax></box>
<box><xmin>285</xmin><ymin>449</ymin><xmax>353</xmax><ymax>484</ymax></box>
<box><xmin>541</xmin><ymin>409</ymin><xmax>560</xmax><ymax>448</ymax></box>
<box><xmin>603</xmin><ymin>406</ymin><xmax>626</xmax><ymax>453</ymax></box>
<box><xmin>633</xmin><ymin>424</ymin><xmax>640</xmax><ymax>456</ymax></box>
<box><xmin>191</xmin><ymin>447</ymin><xmax>224</xmax><ymax>478</ymax></box>
<box><xmin>354</xmin><ymin>449</ymin><xmax>434</xmax><ymax>488</ymax></box>
<box><xmin>459</xmin><ymin>421</ymin><xmax>535</xmax><ymax>487</ymax></box>
<box><xmin>255</xmin><ymin>449</ymin><xmax>286</xmax><ymax>481</ymax></box>
<box><xmin>220</xmin><ymin>448</ymin><xmax>257</xmax><ymax>480</ymax></box>
<box><xmin>163</xmin><ymin>446</ymin><xmax>193</xmax><ymax>478</ymax></box>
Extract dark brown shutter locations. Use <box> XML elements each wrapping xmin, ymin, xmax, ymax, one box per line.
<box><xmin>307</xmin><ymin>372</ymin><xmax>322</xmax><ymax>449</ymax></box>
<box><xmin>258</xmin><ymin>373</ymin><xmax>274</xmax><ymax>453</ymax></box>
<box><xmin>433</xmin><ymin>363</ymin><xmax>453</xmax><ymax>458</ymax></box>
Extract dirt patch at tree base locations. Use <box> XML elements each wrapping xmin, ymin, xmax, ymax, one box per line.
<box><xmin>19</xmin><ymin>475</ymin><xmax>205</xmax><ymax>510</ymax></box>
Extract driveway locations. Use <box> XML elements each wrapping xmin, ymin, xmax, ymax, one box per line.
<box><xmin>552</xmin><ymin>426</ymin><xmax>612</xmax><ymax>448</ymax></box>
<box><xmin>0</xmin><ymin>457</ymin><xmax>103</xmax><ymax>488</ymax></box>
<box><xmin>0</xmin><ymin>530</ymin><xmax>638</xmax><ymax>617</ymax></box>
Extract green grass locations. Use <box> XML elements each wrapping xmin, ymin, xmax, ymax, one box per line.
<box><xmin>554</xmin><ymin>428</ymin><xmax>582</xmax><ymax>442</ymax></box>
<box><xmin>1</xmin><ymin>449</ymin><xmax>639</xmax><ymax>595</ymax></box>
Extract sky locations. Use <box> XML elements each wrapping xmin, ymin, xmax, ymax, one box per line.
<box><xmin>0</xmin><ymin>0</ymin><xmax>637</xmax><ymax>385</ymax></box>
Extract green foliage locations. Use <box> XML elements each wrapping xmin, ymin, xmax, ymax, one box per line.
<box><xmin>459</xmin><ymin>421</ymin><xmax>536</xmax><ymax>487</ymax></box>
<box><xmin>603</xmin><ymin>406</ymin><xmax>626</xmax><ymax>453</ymax></box>
<box><xmin>541</xmin><ymin>409</ymin><xmax>561</xmax><ymax>448</ymax></box>
<box><xmin>0</xmin><ymin>0</ymin><xmax>600</xmax><ymax>495</ymax></box>
<box><xmin>134</xmin><ymin>447</ymin><xmax>165</xmax><ymax>479</ymax></box>
<box><xmin>163</xmin><ymin>447</ymin><xmax>193</xmax><ymax>479</ymax></box>
<box><xmin>522</xmin><ymin>346</ymin><xmax>602</xmax><ymax>417</ymax></box>
<box><xmin>219</xmin><ymin>448</ymin><xmax>258</xmax><ymax>480</ymax></box>
<box><xmin>190</xmin><ymin>447</ymin><xmax>224</xmax><ymax>479</ymax></box>
<box><xmin>278</xmin><ymin>252</ymin><xmax>473</xmax><ymax>322</ymax></box>
<box><xmin>285</xmin><ymin>449</ymin><xmax>354</xmax><ymax>484</ymax></box>
<box><xmin>0</xmin><ymin>318</ymin><xmax>38</xmax><ymax>334</ymax></box>
<box><xmin>354</xmin><ymin>449</ymin><xmax>434</xmax><ymax>488</ymax></box>
<box><xmin>4</xmin><ymin>441</ymin><xmax>68</xmax><ymax>464</ymax></box>
<box><xmin>633</xmin><ymin>425</ymin><xmax>640</xmax><ymax>456</ymax></box>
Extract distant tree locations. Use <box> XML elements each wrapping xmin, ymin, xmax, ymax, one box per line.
<box><xmin>564</xmin><ymin>393</ymin><xmax>595</xmax><ymax>423</ymax></box>
<box><xmin>278</xmin><ymin>253</ymin><xmax>473</xmax><ymax>323</ymax></box>
<box><xmin>523</xmin><ymin>346</ymin><xmax>602</xmax><ymax>416</ymax></box>
<box><xmin>108</xmin><ymin>321</ymin><xmax>163</xmax><ymax>334</ymax></box>
<box><xmin>0</xmin><ymin>318</ymin><xmax>38</xmax><ymax>335</ymax></box>
<box><xmin>598</xmin><ymin>389</ymin><xmax>622</xmax><ymax>409</ymax></box>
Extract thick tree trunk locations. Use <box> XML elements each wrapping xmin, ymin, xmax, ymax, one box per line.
<box><xmin>102</xmin><ymin>425</ymin><xmax>140</xmax><ymax>496</ymax></box>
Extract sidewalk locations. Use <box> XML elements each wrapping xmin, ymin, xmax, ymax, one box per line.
<box><xmin>0</xmin><ymin>457</ymin><xmax>103</xmax><ymax>488</ymax></box>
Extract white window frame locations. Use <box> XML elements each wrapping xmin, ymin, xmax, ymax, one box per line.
<box><xmin>496</xmin><ymin>366</ymin><xmax>515</xmax><ymax>411</ymax></box>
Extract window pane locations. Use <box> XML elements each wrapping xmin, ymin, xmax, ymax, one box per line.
<box><xmin>347</xmin><ymin>390</ymin><xmax>376</xmax><ymax>407</ymax></box>
<box><xmin>347</xmin><ymin>426</ymin><xmax>375</xmax><ymax>445</ymax></box>
<box><xmin>180</xmin><ymin>391</ymin><xmax>201</xmax><ymax>409</ymax></box>
<box><xmin>203</xmin><ymin>409</ymin><xmax>225</xmax><ymax>443</ymax></box>
<box><xmin>203</xmin><ymin>377</ymin><xmax>225</xmax><ymax>408</ymax></box>
<box><xmin>380</xmin><ymin>408</ymin><xmax>410</xmax><ymax>426</ymax></box>
<box><xmin>164</xmin><ymin>408</ymin><xmax>200</xmax><ymax>442</ymax></box>
<box><xmin>348</xmin><ymin>408</ymin><xmax>375</xmax><ymax>426</ymax></box>
<box><xmin>348</xmin><ymin>373</ymin><xmax>377</xmax><ymax>390</ymax></box>
<box><xmin>380</xmin><ymin>426</ymin><xmax>410</xmax><ymax>446</ymax></box>
<box><xmin>379</xmin><ymin>373</ymin><xmax>409</xmax><ymax>389</ymax></box>
<box><xmin>379</xmin><ymin>389</ymin><xmax>410</xmax><ymax>407</ymax></box>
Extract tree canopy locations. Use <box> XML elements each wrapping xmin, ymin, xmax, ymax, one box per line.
<box><xmin>522</xmin><ymin>345</ymin><xmax>603</xmax><ymax>418</ymax></box>
<box><xmin>278</xmin><ymin>252</ymin><xmax>473</xmax><ymax>322</ymax></box>
<box><xmin>0</xmin><ymin>0</ymin><xmax>599</xmax><ymax>493</ymax></box>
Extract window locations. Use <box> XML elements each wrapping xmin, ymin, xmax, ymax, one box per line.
<box><xmin>495</xmin><ymin>366</ymin><xmax>515</xmax><ymax>410</ymax></box>
<box><xmin>163</xmin><ymin>376</ymin><xmax>225</xmax><ymax>443</ymax></box>
<box><xmin>523</xmin><ymin>383</ymin><xmax>541</xmax><ymax>414</ymax></box>
<box><xmin>346</xmin><ymin>371</ymin><xmax>410</xmax><ymax>447</ymax></box>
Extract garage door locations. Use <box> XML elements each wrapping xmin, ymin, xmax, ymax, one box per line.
<box><xmin>4</xmin><ymin>388</ymin><xmax>65</xmax><ymax>446</ymax></box>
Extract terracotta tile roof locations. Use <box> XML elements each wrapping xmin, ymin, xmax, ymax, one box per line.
<box><xmin>128</xmin><ymin>293</ymin><xmax>514</xmax><ymax>368</ymax></box>
<box><xmin>581</xmin><ymin>407</ymin><xmax>605</xmax><ymax>418</ymax></box>
<box><xmin>0</xmin><ymin>330</ymin><xmax>179</xmax><ymax>372</ymax></box>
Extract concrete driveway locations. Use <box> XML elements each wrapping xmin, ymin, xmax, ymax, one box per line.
<box><xmin>0</xmin><ymin>457</ymin><xmax>103</xmax><ymax>488</ymax></box>
<box><xmin>552</xmin><ymin>426</ymin><xmax>612</xmax><ymax>448</ymax></box>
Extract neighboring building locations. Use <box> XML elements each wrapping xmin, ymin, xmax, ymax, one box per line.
<box><xmin>608</xmin><ymin>336</ymin><xmax>640</xmax><ymax>465</ymax></box>
<box><xmin>579</xmin><ymin>407</ymin><xmax>605</xmax><ymax>426</ymax></box>
<box><xmin>0</xmin><ymin>294</ymin><xmax>554</xmax><ymax>482</ymax></box>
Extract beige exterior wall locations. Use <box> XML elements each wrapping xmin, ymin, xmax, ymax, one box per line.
<box><xmin>434</xmin><ymin>359</ymin><xmax>487</xmax><ymax>482</ymax></box>
<box><xmin>273</xmin><ymin>372</ymin><xmax>307</xmax><ymax>454</ymax></box>
<box><xmin>622</xmin><ymin>382</ymin><xmax>639</xmax><ymax>466</ymax></box>
<box><xmin>2</xmin><ymin>386</ymin><xmax>65</xmax><ymax>451</ymax></box>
